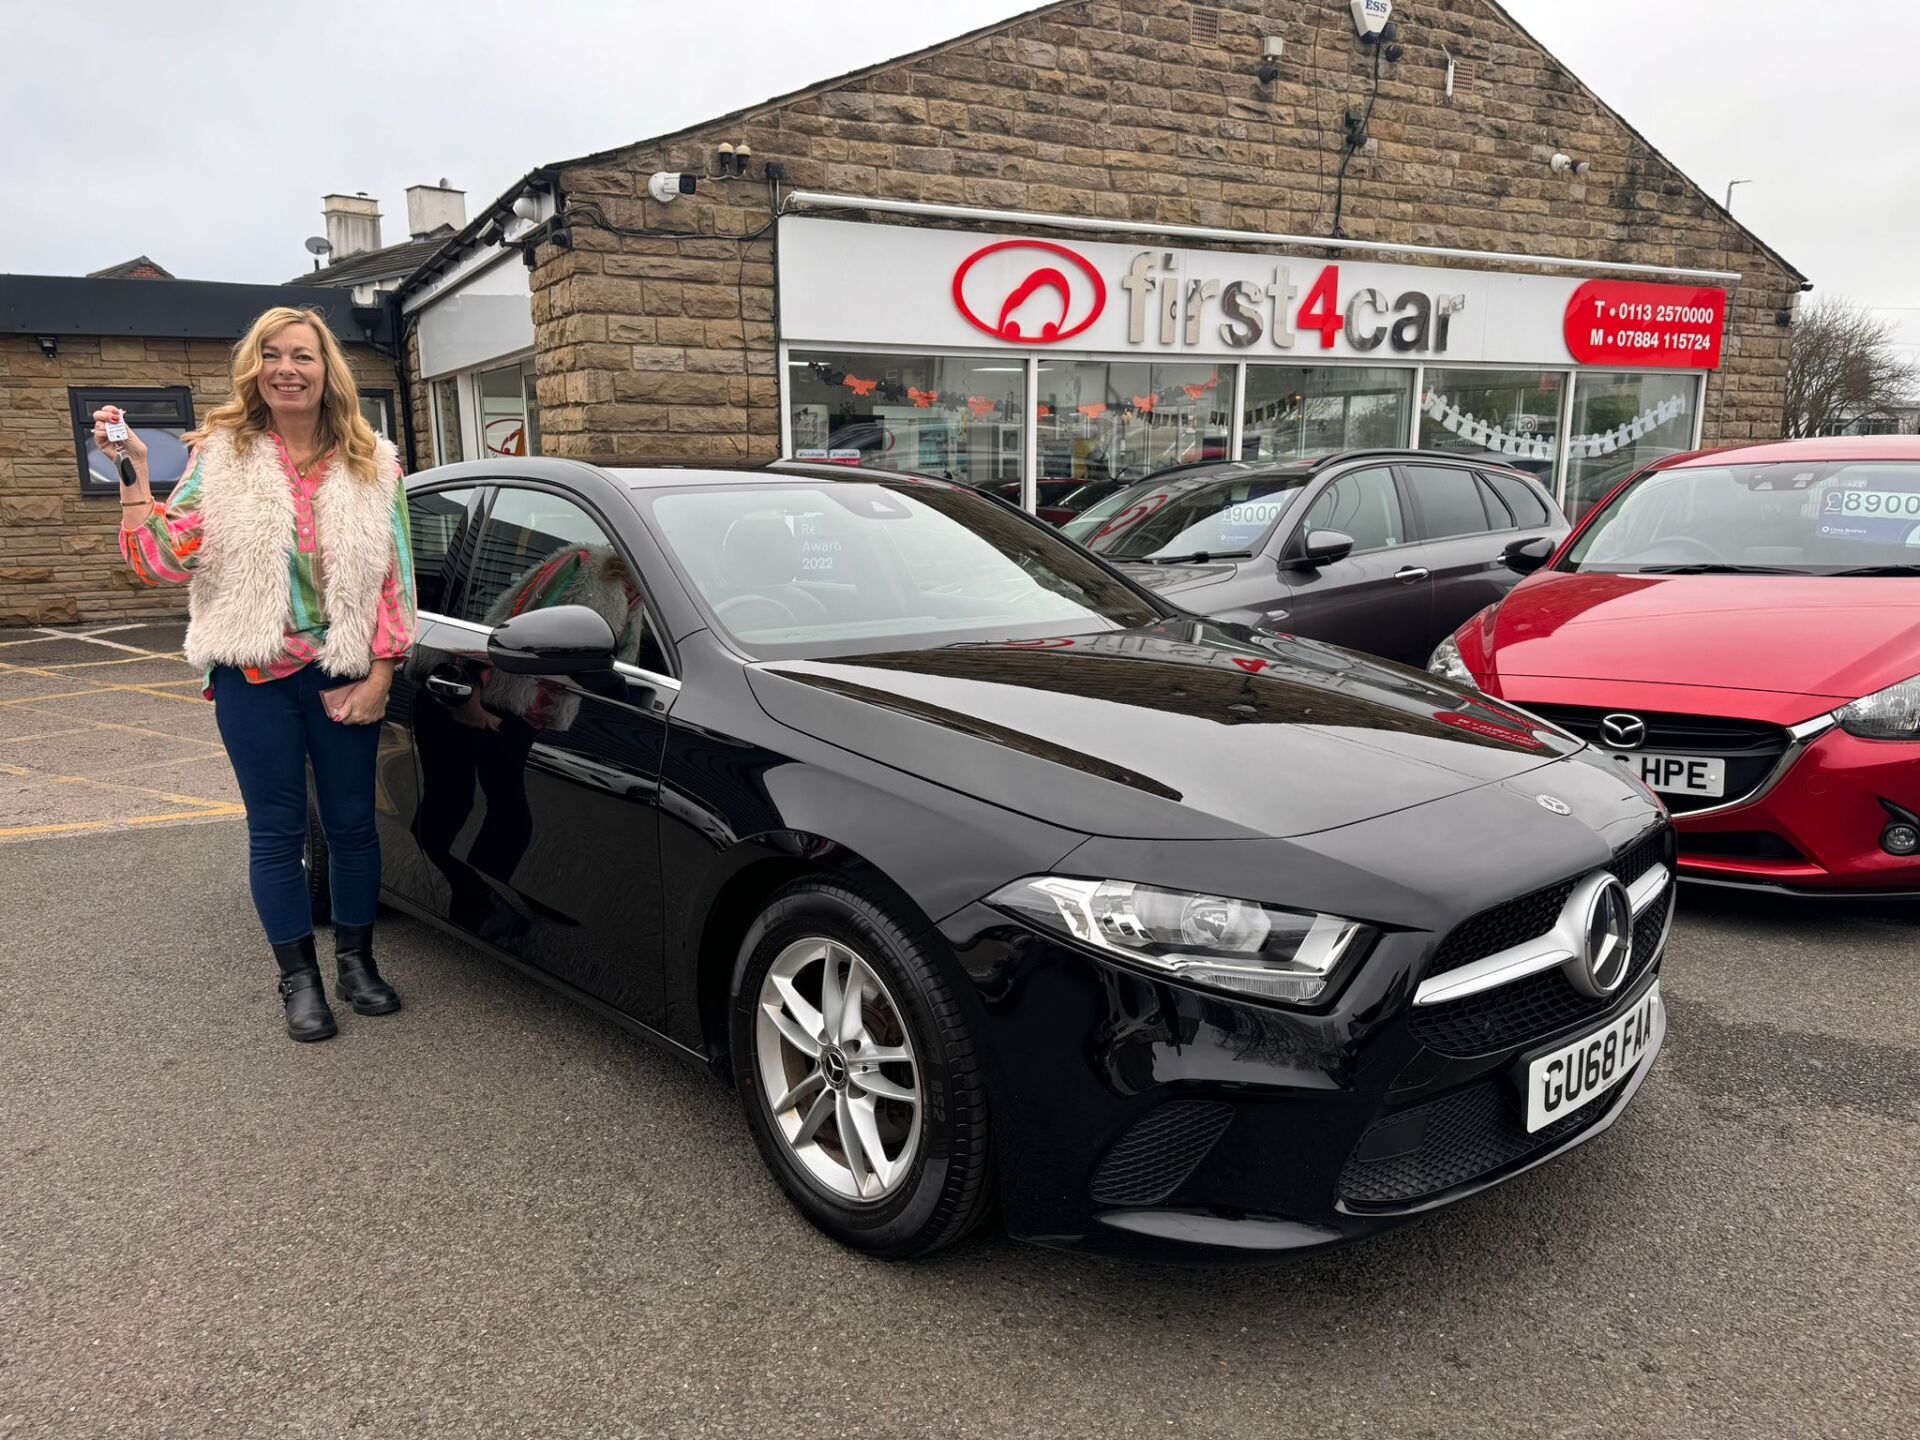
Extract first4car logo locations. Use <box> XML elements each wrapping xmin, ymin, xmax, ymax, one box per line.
<box><xmin>951</xmin><ymin>240</ymin><xmax>1108</xmax><ymax>344</ymax></box>
<box><xmin>950</xmin><ymin>241</ymin><xmax>1467</xmax><ymax>354</ymax></box>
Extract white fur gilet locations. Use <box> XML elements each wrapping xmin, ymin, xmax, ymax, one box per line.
<box><xmin>183</xmin><ymin>429</ymin><xmax>400</xmax><ymax>678</ymax></box>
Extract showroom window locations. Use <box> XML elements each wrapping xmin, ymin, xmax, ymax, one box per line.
<box><xmin>477</xmin><ymin>361</ymin><xmax>539</xmax><ymax>457</ymax></box>
<box><xmin>1242</xmin><ymin>365</ymin><xmax>1411</xmax><ymax>463</ymax></box>
<box><xmin>1034</xmin><ymin>359</ymin><xmax>1230</xmax><ymax>484</ymax></box>
<box><xmin>788</xmin><ymin>351</ymin><xmax>1026</xmax><ymax>491</ymax></box>
<box><xmin>1418</xmin><ymin>369</ymin><xmax>1563</xmax><ymax>490</ymax></box>
<box><xmin>67</xmin><ymin>385</ymin><xmax>195</xmax><ymax>496</ymax></box>
<box><xmin>1564</xmin><ymin>371</ymin><xmax>1701</xmax><ymax>519</ymax></box>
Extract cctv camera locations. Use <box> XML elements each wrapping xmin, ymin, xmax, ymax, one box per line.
<box><xmin>648</xmin><ymin>171</ymin><xmax>698</xmax><ymax>203</ymax></box>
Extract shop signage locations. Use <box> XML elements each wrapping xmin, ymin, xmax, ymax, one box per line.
<box><xmin>1562</xmin><ymin>280</ymin><xmax>1726</xmax><ymax>369</ymax></box>
<box><xmin>779</xmin><ymin>218</ymin><xmax>1727</xmax><ymax>371</ymax></box>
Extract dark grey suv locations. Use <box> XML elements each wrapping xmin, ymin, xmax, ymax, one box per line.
<box><xmin>1061</xmin><ymin>451</ymin><xmax>1569</xmax><ymax>665</ymax></box>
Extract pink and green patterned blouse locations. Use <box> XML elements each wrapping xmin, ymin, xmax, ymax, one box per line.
<box><xmin>119</xmin><ymin>433</ymin><xmax>416</xmax><ymax>696</ymax></box>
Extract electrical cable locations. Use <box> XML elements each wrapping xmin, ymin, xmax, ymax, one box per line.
<box><xmin>1329</xmin><ymin>37</ymin><xmax>1384</xmax><ymax>241</ymax></box>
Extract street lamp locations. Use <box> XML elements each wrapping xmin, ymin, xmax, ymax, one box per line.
<box><xmin>1725</xmin><ymin>179</ymin><xmax>1752</xmax><ymax>211</ymax></box>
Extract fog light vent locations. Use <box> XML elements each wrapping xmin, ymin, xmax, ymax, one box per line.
<box><xmin>1090</xmin><ymin>1100</ymin><xmax>1234</xmax><ymax>1207</ymax></box>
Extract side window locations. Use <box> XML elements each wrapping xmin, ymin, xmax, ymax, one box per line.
<box><xmin>463</xmin><ymin>487</ymin><xmax>668</xmax><ymax>674</ymax></box>
<box><xmin>1474</xmin><ymin>474</ymin><xmax>1516</xmax><ymax>529</ymax></box>
<box><xmin>1406</xmin><ymin>463</ymin><xmax>1498</xmax><ymax>539</ymax></box>
<box><xmin>1483</xmin><ymin>471</ymin><xmax>1554</xmax><ymax>528</ymax></box>
<box><xmin>1302</xmin><ymin>466</ymin><xmax>1405</xmax><ymax>552</ymax></box>
<box><xmin>408</xmin><ymin>487</ymin><xmax>480</xmax><ymax>616</ymax></box>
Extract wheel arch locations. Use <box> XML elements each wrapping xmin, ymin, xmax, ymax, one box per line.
<box><xmin>689</xmin><ymin>831</ymin><xmax>938</xmax><ymax>1075</ymax></box>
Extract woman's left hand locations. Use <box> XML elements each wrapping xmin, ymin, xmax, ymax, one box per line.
<box><xmin>324</xmin><ymin>673</ymin><xmax>392</xmax><ymax>725</ymax></box>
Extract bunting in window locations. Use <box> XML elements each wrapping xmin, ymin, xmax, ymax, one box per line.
<box><xmin>1076</xmin><ymin>402</ymin><xmax>1107</xmax><ymax>421</ymax></box>
<box><xmin>908</xmin><ymin>388</ymin><xmax>939</xmax><ymax>409</ymax></box>
<box><xmin>1130</xmin><ymin>394</ymin><xmax>1158</xmax><ymax>416</ymax></box>
<box><xmin>966</xmin><ymin>396</ymin><xmax>997</xmax><ymax>418</ymax></box>
<box><xmin>842</xmin><ymin>375</ymin><xmax>879</xmax><ymax>398</ymax></box>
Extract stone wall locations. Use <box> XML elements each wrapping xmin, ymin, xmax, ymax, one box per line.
<box><xmin>513</xmin><ymin>0</ymin><xmax>1799</xmax><ymax>466</ymax></box>
<box><xmin>0</xmin><ymin>334</ymin><xmax>398</xmax><ymax>625</ymax></box>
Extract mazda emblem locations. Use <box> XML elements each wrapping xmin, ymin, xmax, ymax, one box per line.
<box><xmin>1599</xmin><ymin>713</ymin><xmax>1648</xmax><ymax>750</ymax></box>
<box><xmin>1566</xmin><ymin>876</ymin><xmax>1635</xmax><ymax>997</ymax></box>
<box><xmin>1536</xmin><ymin>794</ymin><xmax>1572</xmax><ymax>815</ymax></box>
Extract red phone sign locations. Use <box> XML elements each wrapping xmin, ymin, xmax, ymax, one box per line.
<box><xmin>951</xmin><ymin>239</ymin><xmax>1107</xmax><ymax>345</ymax></box>
<box><xmin>1564</xmin><ymin>280</ymin><xmax>1726</xmax><ymax>370</ymax></box>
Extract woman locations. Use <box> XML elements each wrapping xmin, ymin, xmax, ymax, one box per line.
<box><xmin>98</xmin><ymin>306</ymin><xmax>416</xmax><ymax>1044</ymax></box>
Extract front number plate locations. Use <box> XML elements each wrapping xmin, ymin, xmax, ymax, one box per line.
<box><xmin>1611</xmin><ymin>750</ymin><xmax>1725</xmax><ymax>797</ymax></box>
<box><xmin>1524</xmin><ymin>983</ymin><xmax>1661</xmax><ymax>1133</ymax></box>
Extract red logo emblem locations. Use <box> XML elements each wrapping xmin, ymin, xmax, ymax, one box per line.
<box><xmin>951</xmin><ymin>239</ymin><xmax>1107</xmax><ymax>345</ymax></box>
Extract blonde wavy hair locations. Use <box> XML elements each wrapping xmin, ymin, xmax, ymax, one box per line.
<box><xmin>188</xmin><ymin>306</ymin><xmax>382</xmax><ymax>483</ymax></box>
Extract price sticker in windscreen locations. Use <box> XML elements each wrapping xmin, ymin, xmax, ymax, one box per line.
<box><xmin>1819</xmin><ymin>476</ymin><xmax>1920</xmax><ymax>545</ymax></box>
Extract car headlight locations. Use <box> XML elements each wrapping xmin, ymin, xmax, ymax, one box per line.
<box><xmin>987</xmin><ymin>876</ymin><xmax>1373</xmax><ymax>1005</ymax></box>
<box><xmin>1834</xmin><ymin>673</ymin><xmax>1920</xmax><ymax>739</ymax></box>
<box><xmin>1428</xmin><ymin>633</ymin><xmax>1475</xmax><ymax>687</ymax></box>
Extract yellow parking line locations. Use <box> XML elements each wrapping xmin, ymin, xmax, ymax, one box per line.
<box><xmin>41</xmin><ymin>654</ymin><xmax>193</xmax><ymax>671</ymax></box>
<box><xmin>0</xmin><ymin>806</ymin><xmax>245</xmax><ymax>841</ymax></box>
<box><xmin>0</xmin><ymin>728</ymin><xmax>96</xmax><ymax>745</ymax></box>
<box><xmin>0</xmin><ymin>688</ymin><xmax>120</xmax><ymax>706</ymax></box>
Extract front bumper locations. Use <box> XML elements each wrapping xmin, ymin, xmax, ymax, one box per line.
<box><xmin>939</xmin><ymin>821</ymin><xmax>1674</xmax><ymax>1261</ymax></box>
<box><xmin>1675</xmin><ymin>727</ymin><xmax>1920</xmax><ymax>894</ymax></box>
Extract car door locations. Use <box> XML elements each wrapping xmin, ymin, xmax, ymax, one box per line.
<box><xmin>1398</xmin><ymin>462</ymin><xmax>1559</xmax><ymax>652</ymax></box>
<box><xmin>1275</xmin><ymin>464</ymin><xmax>1433</xmax><ymax>663</ymax></box>
<box><xmin>378</xmin><ymin>482</ymin><xmax>488</xmax><ymax>908</ymax></box>
<box><xmin>408</xmin><ymin>480</ymin><xmax>677</xmax><ymax>1027</ymax></box>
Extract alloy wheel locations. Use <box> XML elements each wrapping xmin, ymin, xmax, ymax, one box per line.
<box><xmin>754</xmin><ymin>936</ymin><xmax>923</xmax><ymax>1203</ymax></box>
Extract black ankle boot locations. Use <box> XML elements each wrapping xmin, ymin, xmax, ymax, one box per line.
<box><xmin>271</xmin><ymin>936</ymin><xmax>337</xmax><ymax>1043</ymax></box>
<box><xmin>334</xmin><ymin>923</ymin><xmax>401</xmax><ymax>1016</ymax></box>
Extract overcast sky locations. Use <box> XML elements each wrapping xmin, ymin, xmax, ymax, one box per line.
<box><xmin>7</xmin><ymin>1</ymin><xmax>1917</xmax><ymax>355</ymax></box>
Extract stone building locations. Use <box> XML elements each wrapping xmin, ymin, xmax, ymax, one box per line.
<box><xmin>0</xmin><ymin>279</ymin><xmax>396</xmax><ymax>624</ymax></box>
<box><xmin>397</xmin><ymin>0</ymin><xmax>1803</xmax><ymax>528</ymax></box>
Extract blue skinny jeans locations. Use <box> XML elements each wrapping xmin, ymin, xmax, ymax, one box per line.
<box><xmin>211</xmin><ymin>664</ymin><xmax>381</xmax><ymax>947</ymax></box>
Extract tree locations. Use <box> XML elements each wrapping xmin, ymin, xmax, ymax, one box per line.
<box><xmin>1783</xmin><ymin>298</ymin><xmax>1917</xmax><ymax>438</ymax></box>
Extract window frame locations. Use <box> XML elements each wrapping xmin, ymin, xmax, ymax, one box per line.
<box><xmin>460</xmin><ymin>478</ymin><xmax>678</xmax><ymax>681</ymax></box>
<box><xmin>1287</xmin><ymin>462</ymin><xmax>1412</xmax><ymax>560</ymax></box>
<box><xmin>1396</xmin><ymin>459</ymin><xmax>1512</xmax><ymax>542</ymax></box>
<box><xmin>405</xmin><ymin>481</ymin><xmax>487</xmax><ymax>622</ymax></box>
<box><xmin>67</xmin><ymin>384</ymin><xmax>196</xmax><ymax>497</ymax></box>
<box><xmin>358</xmin><ymin>387</ymin><xmax>397</xmax><ymax>440</ymax></box>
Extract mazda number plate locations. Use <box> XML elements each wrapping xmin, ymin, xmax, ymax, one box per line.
<box><xmin>1612</xmin><ymin>751</ymin><xmax>1725</xmax><ymax>798</ymax></box>
<box><xmin>1524</xmin><ymin>983</ymin><xmax>1661</xmax><ymax>1133</ymax></box>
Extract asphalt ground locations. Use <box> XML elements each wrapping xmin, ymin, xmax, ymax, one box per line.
<box><xmin>2</xmin><ymin>624</ymin><xmax>1917</xmax><ymax>1438</ymax></box>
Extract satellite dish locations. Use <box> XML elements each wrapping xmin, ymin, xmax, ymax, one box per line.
<box><xmin>304</xmin><ymin>236</ymin><xmax>332</xmax><ymax>256</ymax></box>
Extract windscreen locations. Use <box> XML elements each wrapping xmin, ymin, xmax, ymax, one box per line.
<box><xmin>643</xmin><ymin>482</ymin><xmax>1165</xmax><ymax>658</ymax></box>
<box><xmin>1060</xmin><ymin>472</ymin><xmax>1313</xmax><ymax>560</ymax></box>
<box><xmin>1564</xmin><ymin>460</ymin><xmax>1920</xmax><ymax>575</ymax></box>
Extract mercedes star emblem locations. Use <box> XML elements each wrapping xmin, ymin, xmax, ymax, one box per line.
<box><xmin>1536</xmin><ymin>794</ymin><xmax>1573</xmax><ymax>815</ymax></box>
<box><xmin>1599</xmin><ymin>713</ymin><xmax>1648</xmax><ymax>750</ymax></box>
<box><xmin>1567</xmin><ymin>876</ymin><xmax>1635</xmax><ymax>997</ymax></box>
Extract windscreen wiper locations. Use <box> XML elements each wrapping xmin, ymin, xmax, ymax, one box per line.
<box><xmin>1632</xmin><ymin>563</ymin><xmax>1809</xmax><ymax>575</ymax></box>
<box><xmin>1827</xmin><ymin>564</ymin><xmax>1920</xmax><ymax>576</ymax></box>
<box><xmin>1140</xmin><ymin>550</ymin><xmax>1253</xmax><ymax>565</ymax></box>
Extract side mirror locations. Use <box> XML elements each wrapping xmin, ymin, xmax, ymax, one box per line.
<box><xmin>1502</xmin><ymin>536</ymin><xmax>1556</xmax><ymax>575</ymax></box>
<box><xmin>1290</xmin><ymin>529</ymin><xmax>1355</xmax><ymax>568</ymax></box>
<box><xmin>487</xmin><ymin>604</ymin><xmax>617</xmax><ymax>676</ymax></box>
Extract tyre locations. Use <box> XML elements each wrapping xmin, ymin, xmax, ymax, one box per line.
<box><xmin>305</xmin><ymin>798</ymin><xmax>332</xmax><ymax>927</ymax></box>
<box><xmin>729</xmin><ymin>879</ymin><xmax>995</xmax><ymax>1258</ymax></box>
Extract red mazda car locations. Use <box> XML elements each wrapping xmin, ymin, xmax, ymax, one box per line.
<box><xmin>1430</xmin><ymin>436</ymin><xmax>1920</xmax><ymax>895</ymax></box>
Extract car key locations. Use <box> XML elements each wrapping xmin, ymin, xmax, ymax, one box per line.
<box><xmin>103</xmin><ymin>410</ymin><xmax>138</xmax><ymax>486</ymax></box>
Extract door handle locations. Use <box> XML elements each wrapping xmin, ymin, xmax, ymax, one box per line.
<box><xmin>425</xmin><ymin>673</ymin><xmax>474</xmax><ymax>704</ymax></box>
<box><xmin>1394</xmin><ymin>566</ymin><xmax>1430</xmax><ymax>583</ymax></box>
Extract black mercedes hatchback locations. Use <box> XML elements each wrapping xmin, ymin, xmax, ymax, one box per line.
<box><xmin>327</xmin><ymin>456</ymin><xmax>1672</xmax><ymax>1260</ymax></box>
<box><xmin>1061</xmin><ymin>451</ymin><xmax>1568</xmax><ymax>666</ymax></box>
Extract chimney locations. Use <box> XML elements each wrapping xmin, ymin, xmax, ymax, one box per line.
<box><xmin>406</xmin><ymin>179</ymin><xmax>466</xmax><ymax>240</ymax></box>
<box><xmin>321</xmin><ymin>193</ymin><xmax>382</xmax><ymax>260</ymax></box>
